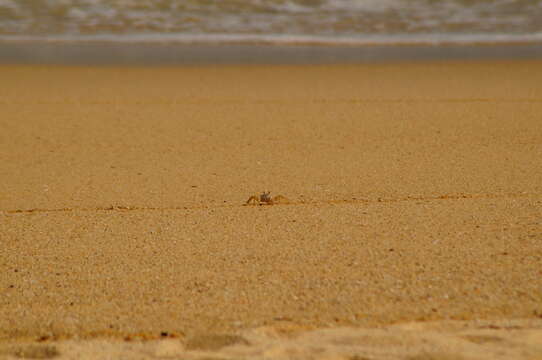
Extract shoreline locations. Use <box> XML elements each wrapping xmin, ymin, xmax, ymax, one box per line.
<box><xmin>1</xmin><ymin>41</ymin><xmax>542</xmax><ymax>65</ymax></box>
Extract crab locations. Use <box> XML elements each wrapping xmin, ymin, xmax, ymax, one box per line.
<box><xmin>244</xmin><ymin>191</ymin><xmax>289</xmax><ymax>206</ymax></box>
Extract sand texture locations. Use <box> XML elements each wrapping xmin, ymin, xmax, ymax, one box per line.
<box><xmin>0</xmin><ymin>61</ymin><xmax>541</xmax><ymax>358</ymax></box>
<box><xmin>1</xmin><ymin>319</ymin><xmax>542</xmax><ymax>360</ymax></box>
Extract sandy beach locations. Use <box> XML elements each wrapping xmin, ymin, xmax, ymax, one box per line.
<box><xmin>1</xmin><ymin>60</ymin><xmax>541</xmax><ymax>359</ymax></box>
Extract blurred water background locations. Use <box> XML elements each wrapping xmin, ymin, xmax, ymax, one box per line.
<box><xmin>1</xmin><ymin>0</ymin><xmax>542</xmax><ymax>45</ymax></box>
<box><xmin>1</xmin><ymin>0</ymin><xmax>542</xmax><ymax>64</ymax></box>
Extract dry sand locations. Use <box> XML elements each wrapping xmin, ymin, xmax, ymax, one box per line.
<box><xmin>0</xmin><ymin>61</ymin><xmax>541</xmax><ymax>359</ymax></box>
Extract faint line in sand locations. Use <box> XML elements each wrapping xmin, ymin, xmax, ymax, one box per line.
<box><xmin>1</xmin><ymin>98</ymin><xmax>542</xmax><ymax>106</ymax></box>
<box><xmin>1</xmin><ymin>192</ymin><xmax>538</xmax><ymax>216</ymax></box>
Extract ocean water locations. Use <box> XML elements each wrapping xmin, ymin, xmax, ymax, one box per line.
<box><xmin>1</xmin><ymin>0</ymin><xmax>542</xmax><ymax>46</ymax></box>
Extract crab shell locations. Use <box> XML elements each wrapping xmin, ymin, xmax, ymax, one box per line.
<box><xmin>259</xmin><ymin>191</ymin><xmax>272</xmax><ymax>203</ymax></box>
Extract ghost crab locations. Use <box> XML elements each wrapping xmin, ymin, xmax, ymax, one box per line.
<box><xmin>244</xmin><ymin>191</ymin><xmax>289</xmax><ymax>206</ymax></box>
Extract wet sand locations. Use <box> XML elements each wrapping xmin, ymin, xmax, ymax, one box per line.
<box><xmin>0</xmin><ymin>61</ymin><xmax>541</xmax><ymax>359</ymax></box>
<box><xmin>2</xmin><ymin>42</ymin><xmax>542</xmax><ymax>65</ymax></box>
